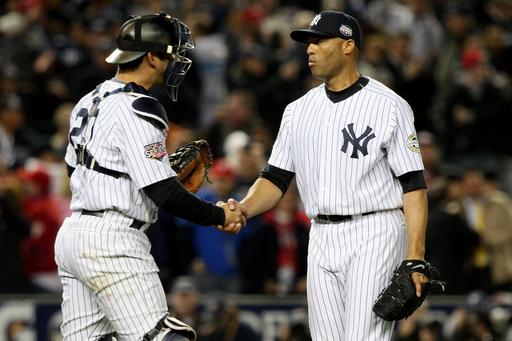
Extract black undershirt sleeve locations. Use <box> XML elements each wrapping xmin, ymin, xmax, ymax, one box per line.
<box><xmin>259</xmin><ymin>164</ymin><xmax>295</xmax><ymax>196</ymax></box>
<box><xmin>260</xmin><ymin>165</ymin><xmax>426</xmax><ymax>195</ymax></box>
<box><xmin>397</xmin><ymin>170</ymin><xmax>427</xmax><ymax>193</ymax></box>
<box><xmin>143</xmin><ymin>177</ymin><xmax>225</xmax><ymax>226</ymax></box>
<box><xmin>66</xmin><ymin>163</ymin><xmax>75</xmax><ymax>177</ymax></box>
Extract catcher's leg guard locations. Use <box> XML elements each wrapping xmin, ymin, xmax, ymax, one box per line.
<box><xmin>143</xmin><ymin>316</ymin><xmax>197</xmax><ymax>341</ymax></box>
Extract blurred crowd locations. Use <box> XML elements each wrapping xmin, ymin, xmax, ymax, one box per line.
<box><xmin>1</xmin><ymin>0</ymin><xmax>512</xmax><ymax>339</ymax></box>
<box><xmin>393</xmin><ymin>290</ymin><xmax>512</xmax><ymax>341</ymax></box>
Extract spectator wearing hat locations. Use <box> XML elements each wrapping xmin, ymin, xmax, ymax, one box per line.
<box><xmin>439</xmin><ymin>39</ymin><xmax>512</xmax><ymax>168</ymax></box>
<box><xmin>19</xmin><ymin>168</ymin><xmax>64</xmax><ymax>293</ymax></box>
<box><xmin>168</xmin><ymin>276</ymin><xmax>202</xmax><ymax>329</ymax></box>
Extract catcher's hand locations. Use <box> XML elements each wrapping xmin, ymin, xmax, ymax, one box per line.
<box><xmin>373</xmin><ymin>260</ymin><xmax>446</xmax><ymax>321</ymax></box>
<box><xmin>169</xmin><ymin>139</ymin><xmax>213</xmax><ymax>194</ymax></box>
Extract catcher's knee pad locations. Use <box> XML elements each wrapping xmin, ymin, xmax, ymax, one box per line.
<box><xmin>145</xmin><ymin>316</ymin><xmax>197</xmax><ymax>341</ymax></box>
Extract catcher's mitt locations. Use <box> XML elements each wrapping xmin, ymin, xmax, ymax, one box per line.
<box><xmin>169</xmin><ymin>139</ymin><xmax>213</xmax><ymax>194</ymax></box>
<box><xmin>373</xmin><ymin>260</ymin><xmax>446</xmax><ymax>321</ymax></box>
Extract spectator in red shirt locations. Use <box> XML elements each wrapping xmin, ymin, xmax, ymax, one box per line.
<box><xmin>19</xmin><ymin>168</ymin><xmax>63</xmax><ymax>293</ymax></box>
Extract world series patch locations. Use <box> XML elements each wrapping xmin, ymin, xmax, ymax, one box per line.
<box><xmin>339</xmin><ymin>24</ymin><xmax>353</xmax><ymax>37</ymax></box>
<box><xmin>145</xmin><ymin>142</ymin><xmax>166</xmax><ymax>161</ymax></box>
<box><xmin>407</xmin><ymin>134</ymin><xmax>420</xmax><ymax>153</ymax></box>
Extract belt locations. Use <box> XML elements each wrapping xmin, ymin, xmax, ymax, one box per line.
<box><xmin>315</xmin><ymin>211</ymin><xmax>375</xmax><ymax>223</ymax></box>
<box><xmin>81</xmin><ymin>209</ymin><xmax>146</xmax><ymax>230</ymax></box>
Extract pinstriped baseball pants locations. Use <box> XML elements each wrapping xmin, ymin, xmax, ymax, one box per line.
<box><xmin>307</xmin><ymin>209</ymin><xmax>408</xmax><ymax>341</ymax></box>
<box><xmin>54</xmin><ymin>212</ymin><xmax>168</xmax><ymax>341</ymax></box>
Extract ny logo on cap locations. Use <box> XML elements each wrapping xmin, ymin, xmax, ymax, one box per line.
<box><xmin>310</xmin><ymin>14</ymin><xmax>321</xmax><ymax>27</ymax></box>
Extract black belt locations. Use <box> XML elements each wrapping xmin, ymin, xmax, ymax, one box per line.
<box><xmin>81</xmin><ymin>210</ymin><xmax>146</xmax><ymax>229</ymax></box>
<box><xmin>315</xmin><ymin>211</ymin><xmax>375</xmax><ymax>223</ymax></box>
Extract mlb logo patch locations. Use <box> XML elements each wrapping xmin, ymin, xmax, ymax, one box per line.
<box><xmin>145</xmin><ymin>142</ymin><xmax>167</xmax><ymax>161</ymax></box>
<box><xmin>339</xmin><ymin>25</ymin><xmax>353</xmax><ymax>37</ymax></box>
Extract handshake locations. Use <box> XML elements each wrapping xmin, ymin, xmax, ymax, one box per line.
<box><xmin>215</xmin><ymin>199</ymin><xmax>247</xmax><ymax>235</ymax></box>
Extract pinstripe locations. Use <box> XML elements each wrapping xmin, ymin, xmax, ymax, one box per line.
<box><xmin>56</xmin><ymin>79</ymin><xmax>176</xmax><ymax>340</ymax></box>
<box><xmin>268</xmin><ymin>76</ymin><xmax>423</xmax><ymax>341</ymax></box>
<box><xmin>55</xmin><ymin>214</ymin><xmax>168</xmax><ymax>340</ymax></box>
<box><xmin>64</xmin><ymin>80</ymin><xmax>174</xmax><ymax>223</ymax></box>
<box><xmin>269</xmin><ymin>78</ymin><xmax>423</xmax><ymax>218</ymax></box>
<box><xmin>307</xmin><ymin>210</ymin><xmax>406</xmax><ymax>340</ymax></box>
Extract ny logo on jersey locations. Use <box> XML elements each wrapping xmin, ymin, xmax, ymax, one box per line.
<box><xmin>341</xmin><ymin>123</ymin><xmax>376</xmax><ymax>159</ymax></box>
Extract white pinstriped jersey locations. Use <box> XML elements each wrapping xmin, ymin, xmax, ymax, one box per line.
<box><xmin>65</xmin><ymin>79</ymin><xmax>176</xmax><ymax>223</ymax></box>
<box><xmin>268</xmin><ymin>76</ymin><xmax>424</xmax><ymax>218</ymax></box>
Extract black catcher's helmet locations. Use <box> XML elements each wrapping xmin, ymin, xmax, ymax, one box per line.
<box><xmin>106</xmin><ymin>12</ymin><xmax>195</xmax><ymax>101</ymax></box>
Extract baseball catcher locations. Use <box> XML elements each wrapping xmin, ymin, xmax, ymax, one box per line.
<box><xmin>57</xmin><ymin>10</ymin><xmax>248</xmax><ymax>341</ymax></box>
<box><xmin>169</xmin><ymin>139</ymin><xmax>213</xmax><ymax>193</ymax></box>
<box><xmin>373</xmin><ymin>260</ymin><xmax>446</xmax><ymax>321</ymax></box>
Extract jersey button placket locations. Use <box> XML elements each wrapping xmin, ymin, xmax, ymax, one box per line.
<box><xmin>326</xmin><ymin>122</ymin><xmax>331</xmax><ymax>165</ymax></box>
<box><xmin>319</xmin><ymin>104</ymin><xmax>334</xmax><ymax>211</ymax></box>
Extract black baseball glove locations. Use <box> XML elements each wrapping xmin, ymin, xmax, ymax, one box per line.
<box><xmin>373</xmin><ymin>260</ymin><xmax>446</xmax><ymax>321</ymax></box>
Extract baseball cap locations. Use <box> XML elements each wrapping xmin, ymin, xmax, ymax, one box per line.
<box><xmin>290</xmin><ymin>11</ymin><xmax>362</xmax><ymax>50</ymax></box>
<box><xmin>171</xmin><ymin>276</ymin><xmax>198</xmax><ymax>294</ymax></box>
<box><xmin>19</xmin><ymin>169</ymin><xmax>51</xmax><ymax>192</ymax></box>
<box><xmin>417</xmin><ymin>130</ymin><xmax>436</xmax><ymax>146</ymax></box>
<box><xmin>461</xmin><ymin>48</ymin><xmax>486</xmax><ymax>70</ymax></box>
<box><xmin>210</xmin><ymin>158</ymin><xmax>236</xmax><ymax>181</ymax></box>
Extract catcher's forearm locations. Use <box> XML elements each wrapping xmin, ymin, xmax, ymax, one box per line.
<box><xmin>143</xmin><ymin>177</ymin><xmax>224</xmax><ymax>226</ymax></box>
<box><xmin>402</xmin><ymin>188</ymin><xmax>428</xmax><ymax>260</ymax></box>
<box><xmin>240</xmin><ymin>178</ymin><xmax>282</xmax><ymax>218</ymax></box>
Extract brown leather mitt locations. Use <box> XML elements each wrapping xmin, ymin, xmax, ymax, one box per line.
<box><xmin>169</xmin><ymin>139</ymin><xmax>213</xmax><ymax>193</ymax></box>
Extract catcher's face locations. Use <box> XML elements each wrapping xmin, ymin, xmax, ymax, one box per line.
<box><xmin>151</xmin><ymin>53</ymin><xmax>174</xmax><ymax>84</ymax></box>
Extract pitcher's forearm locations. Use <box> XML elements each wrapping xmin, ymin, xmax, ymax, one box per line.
<box><xmin>240</xmin><ymin>178</ymin><xmax>283</xmax><ymax>218</ymax></box>
<box><xmin>403</xmin><ymin>188</ymin><xmax>428</xmax><ymax>260</ymax></box>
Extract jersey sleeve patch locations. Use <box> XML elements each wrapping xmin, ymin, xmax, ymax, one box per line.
<box><xmin>132</xmin><ymin>96</ymin><xmax>169</xmax><ymax>131</ymax></box>
<box><xmin>144</xmin><ymin>142</ymin><xmax>167</xmax><ymax>161</ymax></box>
<box><xmin>407</xmin><ymin>134</ymin><xmax>420</xmax><ymax>153</ymax></box>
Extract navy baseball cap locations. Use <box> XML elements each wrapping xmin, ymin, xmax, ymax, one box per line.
<box><xmin>290</xmin><ymin>11</ymin><xmax>362</xmax><ymax>50</ymax></box>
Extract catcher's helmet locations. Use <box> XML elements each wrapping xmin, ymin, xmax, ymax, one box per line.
<box><xmin>106</xmin><ymin>12</ymin><xmax>195</xmax><ymax>101</ymax></box>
